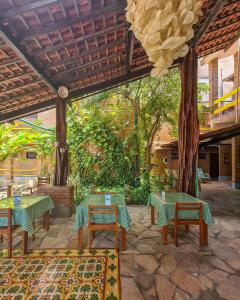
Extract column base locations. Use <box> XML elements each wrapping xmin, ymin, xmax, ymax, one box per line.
<box><xmin>37</xmin><ymin>184</ymin><xmax>74</xmax><ymax>217</ymax></box>
<box><xmin>218</xmin><ymin>176</ymin><xmax>231</xmax><ymax>181</ymax></box>
<box><xmin>232</xmin><ymin>183</ymin><xmax>240</xmax><ymax>189</ymax></box>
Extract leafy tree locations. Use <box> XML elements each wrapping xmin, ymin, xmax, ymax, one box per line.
<box><xmin>0</xmin><ymin>123</ymin><xmax>39</xmax><ymax>161</ymax></box>
<box><xmin>34</xmin><ymin>133</ymin><xmax>55</xmax><ymax>176</ymax></box>
<box><xmin>114</xmin><ymin>68</ymin><xmax>181</xmax><ymax>169</ymax></box>
<box><xmin>0</xmin><ymin>122</ymin><xmax>55</xmax><ymax>176</ymax></box>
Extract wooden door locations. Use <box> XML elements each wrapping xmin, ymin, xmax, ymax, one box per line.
<box><xmin>209</xmin><ymin>153</ymin><xmax>219</xmax><ymax>180</ymax></box>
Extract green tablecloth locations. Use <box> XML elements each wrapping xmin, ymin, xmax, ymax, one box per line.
<box><xmin>74</xmin><ymin>193</ymin><xmax>131</xmax><ymax>231</ymax></box>
<box><xmin>0</xmin><ymin>196</ymin><xmax>54</xmax><ymax>234</ymax></box>
<box><xmin>148</xmin><ymin>192</ymin><xmax>213</xmax><ymax>226</ymax></box>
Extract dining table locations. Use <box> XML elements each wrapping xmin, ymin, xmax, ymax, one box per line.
<box><xmin>0</xmin><ymin>195</ymin><xmax>54</xmax><ymax>253</ymax></box>
<box><xmin>148</xmin><ymin>192</ymin><xmax>214</xmax><ymax>245</ymax></box>
<box><xmin>74</xmin><ymin>193</ymin><xmax>131</xmax><ymax>251</ymax></box>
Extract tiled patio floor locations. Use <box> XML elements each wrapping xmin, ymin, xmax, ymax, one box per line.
<box><xmin>1</xmin><ymin>182</ymin><xmax>240</xmax><ymax>300</ymax></box>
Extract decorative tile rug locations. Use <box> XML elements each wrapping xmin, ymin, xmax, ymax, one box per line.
<box><xmin>0</xmin><ymin>249</ymin><xmax>120</xmax><ymax>300</ymax></box>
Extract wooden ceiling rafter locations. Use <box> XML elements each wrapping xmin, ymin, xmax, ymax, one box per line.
<box><xmin>0</xmin><ymin>79</ymin><xmax>43</xmax><ymax>95</ymax></box>
<box><xmin>28</xmin><ymin>21</ymin><xmax>127</xmax><ymax>57</ymax></box>
<box><xmin>43</xmin><ymin>38</ymin><xmax>125</xmax><ymax>68</ymax></box>
<box><xmin>52</xmin><ymin>52</ymin><xmax>124</xmax><ymax>79</ymax></box>
<box><xmin>0</xmin><ymin>26</ymin><xmax>57</xmax><ymax>91</ymax></box>
<box><xmin>0</xmin><ymin>86</ymin><xmax>50</xmax><ymax>104</ymax></box>
<box><xmin>16</xmin><ymin>2</ymin><xmax>126</xmax><ymax>41</ymax></box>
<box><xmin>0</xmin><ymin>70</ymin><xmax>34</xmax><ymax>84</ymax></box>
<box><xmin>0</xmin><ymin>0</ymin><xmax>239</xmax><ymax>121</ymax></box>
<box><xmin>194</xmin><ymin>0</ymin><xmax>226</xmax><ymax>46</ymax></box>
<box><xmin>199</xmin><ymin>19</ymin><xmax>240</xmax><ymax>44</ymax></box>
<box><xmin>0</xmin><ymin>0</ymin><xmax>60</xmax><ymax>20</ymax></box>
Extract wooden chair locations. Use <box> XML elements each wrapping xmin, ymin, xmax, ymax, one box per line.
<box><xmin>197</xmin><ymin>168</ymin><xmax>210</xmax><ymax>183</ymax></box>
<box><xmin>0</xmin><ymin>208</ymin><xmax>21</xmax><ymax>258</ymax></box>
<box><xmin>88</xmin><ymin>205</ymin><xmax>119</xmax><ymax>250</ymax></box>
<box><xmin>174</xmin><ymin>202</ymin><xmax>203</xmax><ymax>247</ymax></box>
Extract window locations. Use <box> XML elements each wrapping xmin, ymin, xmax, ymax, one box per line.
<box><xmin>26</xmin><ymin>152</ymin><xmax>37</xmax><ymax>159</ymax></box>
<box><xmin>198</xmin><ymin>153</ymin><xmax>206</xmax><ymax>159</ymax></box>
<box><xmin>171</xmin><ymin>152</ymin><xmax>178</xmax><ymax>160</ymax></box>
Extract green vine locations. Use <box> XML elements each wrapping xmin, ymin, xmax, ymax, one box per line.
<box><xmin>67</xmin><ymin>104</ymin><xmax>135</xmax><ymax>189</ymax></box>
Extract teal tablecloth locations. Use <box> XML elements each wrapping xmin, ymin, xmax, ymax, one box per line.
<box><xmin>0</xmin><ymin>196</ymin><xmax>54</xmax><ymax>234</ymax></box>
<box><xmin>148</xmin><ymin>192</ymin><xmax>213</xmax><ymax>226</ymax></box>
<box><xmin>74</xmin><ymin>193</ymin><xmax>131</xmax><ymax>231</ymax></box>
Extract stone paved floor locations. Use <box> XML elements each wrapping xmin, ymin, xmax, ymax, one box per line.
<box><xmin>1</xmin><ymin>181</ymin><xmax>240</xmax><ymax>300</ymax></box>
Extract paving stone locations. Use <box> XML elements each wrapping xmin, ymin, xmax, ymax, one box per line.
<box><xmin>121</xmin><ymin>277</ymin><xmax>144</xmax><ymax>300</ymax></box>
<box><xmin>220</xmin><ymin>220</ymin><xmax>234</xmax><ymax>232</ymax></box>
<box><xmin>133</xmin><ymin>254</ymin><xmax>159</xmax><ymax>273</ymax></box>
<box><xmin>141</xmin><ymin>230</ymin><xmax>161</xmax><ymax>238</ymax></box>
<box><xmin>207</xmin><ymin>257</ymin><xmax>235</xmax><ymax>274</ymax></box>
<box><xmin>120</xmin><ymin>254</ymin><xmax>135</xmax><ymax>277</ymax></box>
<box><xmin>217</xmin><ymin>276</ymin><xmax>240</xmax><ymax>300</ymax></box>
<box><xmin>206</xmin><ymin>270</ymin><xmax>228</xmax><ymax>283</ymax></box>
<box><xmin>140</xmin><ymin>284</ymin><xmax>157</xmax><ymax>300</ymax></box>
<box><xmin>150</xmin><ymin>225</ymin><xmax>161</xmax><ymax>231</ymax></box>
<box><xmin>200</xmin><ymin>290</ymin><xmax>223</xmax><ymax>300</ymax></box>
<box><xmin>134</xmin><ymin>267</ymin><xmax>154</xmax><ymax>289</ymax></box>
<box><xmin>199</xmin><ymin>274</ymin><xmax>214</xmax><ymax>290</ymax></box>
<box><xmin>136</xmin><ymin>243</ymin><xmax>156</xmax><ymax>254</ymax></box>
<box><xmin>213</xmin><ymin>249</ymin><xmax>239</xmax><ymax>261</ymax></box>
<box><xmin>174</xmin><ymin>289</ymin><xmax>190</xmax><ymax>300</ymax></box>
<box><xmin>158</xmin><ymin>253</ymin><xmax>177</xmax><ymax>275</ymax></box>
<box><xmin>155</xmin><ymin>274</ymin><xmax>175</xmax><ymax>300</ymax></box>
<box><xmin>171</xmin><ymin>267</ymin><xmax>202</xmax><ymax>299</ymax></box>
<box><xmin>130</xmin><ymin>224</ymin><xmax>144</xmax><ymax>234</ymax></box>
<box><xmin>5</xmin><ymin>182</ymin><xmax>240</xmax><ymax>300</ymax></box>
<box><xmin>225</xmin><ymin>259</ymin><xmax>240</xmax><ymax>271</ymax></box>
<box><xmin>40</xmin><ymin>237</ymin><xmax>69</xmax><ymax>248</ymax></box>
<box><xmin>229</xmin><ymin>239</ymin><xmax>240</xmax><ymax>250</ymax></box>
<box><xmin>126</xmin><ymin>234</ymin><xmax>139</xmax><ymax>245</ymax></box>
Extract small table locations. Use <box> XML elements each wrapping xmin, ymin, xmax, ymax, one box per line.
<box><xmin>0</xmin><ymin>196</ymin><xmax>54</xmax><ymax>253</ymax></box>
<box><xmin>148</xmin><ymin>192</ymin><xmax>213</xmax><ymax>245</ymax></box>
<box><xmin>74</xmin><ymin>193</ymin><xmax>131</xmax><ymax>251</ymax></box>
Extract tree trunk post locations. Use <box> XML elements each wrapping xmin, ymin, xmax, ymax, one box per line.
<box><xmin>178</xmin><ymin>46</ymin><xmax>199</xmax><ymax>196</ymax></box>
<box><xmin>54</xmin><ymin>100</ymin><xmax>68</xmax><ymax>186</ymax></box>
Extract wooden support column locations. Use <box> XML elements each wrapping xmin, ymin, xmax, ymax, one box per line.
<box><xmin>178</xmin><ymin>46</ymin><xmax>199</xmax><ymax>196</ymax></box>
<box><xmin>54</xmin><ymin>100</ymin><xmax>68</xmax><ymax>186</ymax></box>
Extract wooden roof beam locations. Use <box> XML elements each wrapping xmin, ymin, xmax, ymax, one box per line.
<box><xmin>52</xmin><ymin>52</ymin><xmax>124</xmax><ymax>79</ymax></box>
<box><xmin>69</xmin><ymin>66</ymin><xmax>153</xmax><ymax>101</ymax></box>
<box><xmin>0</xmin><ymin>70</ymin><xmax>34</xmax><ymax>84</ymax></box>
<box><xmin>0</xmin><ymin>97</ymin><xmax>58</xmax><ymax>123</ymax></box>
<box><xmin>0</xmin><ymin>0</ymin><xmax>59</xmax><ymax>19</ymax></box>
<box><xmin>17</xmin><ymin>2</ymin><xmax>126</xmax><ymax>41</ymax></box>
<box><xmin>193</xmin><ymin>0</ymin><xmax>226</xmax><ymax>46</ymax></box>
<box><xmin>126</xmin><ymin>30</ymin><xmax>134</xmax><ymax>72</ymax></box>
<box><xmin>0</xmin><ymin>27</ymin><xmax>58</xmax><ymax>92</ymax></box>
<box><xmin>30</xmin><ymin>22</ymin><xmax>128</xmax><ymax>56</ymax></box>
<box><xmin>198</xmin><ymin>42</ymin><xmax>228</xmax><ymax>57</ymax></box>
<box><xmin>44</xmin><ymin>39</ymin><xmax>125</xmax><ymax>68</ymax></box>
<box><xmin>199</xmin><ymin>19</ymin><xmax>240</xmax><ymax>44</ymax></box>
<box><xmin>0</xmin><ymin>58</ymin><xmax>22</xmax><ymax>68</ymax></box>
<box><xmin>198</xmin><ymin>28</ymin><xmax>240</xmax><ymax>48</ymax></box>
<box><xmin>0</xmin><ymin>67</ymin><xmax>152</xmax><ymax>123</ymax></box>
<box><xmin>0</xmin><ymin>79</ymin><xmax>42</xmax><ymax>95</ymax></box>
<box><xmin>0</xmin><ymin>86</ymin><xmax>50</xmax><ymax>103</ymax></box>
<box><xmin>60</xmin><ymin>62</ymin><xmax>125</xmax><ymax>85</ymax></box>
<box><xmin>224</xmin><ymin>31</ymin><xmax>240</xmax><ymax>52</ymax></box>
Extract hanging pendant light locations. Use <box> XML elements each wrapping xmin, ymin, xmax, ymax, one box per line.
<box><xmin>126</xmin><ymin>0</ymin><xmax>203</xmax><ymax>77</ymax></box>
